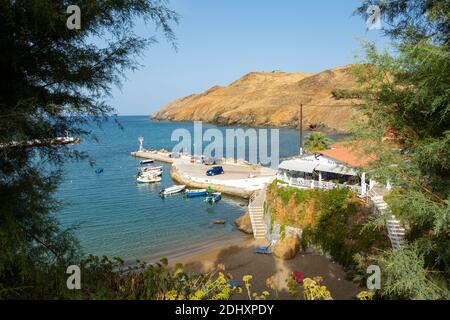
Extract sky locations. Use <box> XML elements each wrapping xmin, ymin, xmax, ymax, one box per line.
<box><xmin>109</xmin><ymin>0</ymin><xmax>386</xmax><ymax>115</ymax></box>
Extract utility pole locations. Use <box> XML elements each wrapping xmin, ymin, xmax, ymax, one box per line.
<box><xmin>299</xmin><ymin>103</ymin><xmax>303</xmax><ymax>156</ymax></box>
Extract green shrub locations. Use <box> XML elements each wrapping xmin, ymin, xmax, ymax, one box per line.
<box><xmin>275</xmin><ymin>179</ymin><xmax>288</xmax><ymax>185</ymax></box>
<box><xmin>277</xmin><ymin>186</ymin><xmax>310</xmax><ymax>205</ymax></box>
<box><xmin>280</xmin><ymin>224</ymin><xmax>286</xmax><ymax>238</ymax></box>
<box><xmin>331</xmin><ymin>89</ymin><xmax>362</xmax><ymax>100</ymax></box>
<box><xmin>268</xmin><ymin>185</ymin><xmax>388</xmax><ymax>269</ymax></box>
<box><xmin>302</xmin><ymin>190</ymin><xmax>389</xmax><ymax>268</ymax></box>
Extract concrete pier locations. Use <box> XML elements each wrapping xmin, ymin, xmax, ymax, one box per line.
<box><xmin>131</xmin><ymin>150</ymin><xmax>174</xmax><ymax>164</ymax></box>
<box><xmin>131</xmin><ymin>150</ymin><xmax>276</xmax><ymax>198</ymax></box>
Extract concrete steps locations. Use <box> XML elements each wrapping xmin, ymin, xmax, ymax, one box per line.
<box><xmin>386</xmin><ymin>216</ymin><xmax>406</xmax><ymax>250</ymax></box>
<box><xmin>369</xmin><ymin>190</ymin><xmax>406</xmax><ymax>250</ymax></box>
<box><xmin>249</xmin><ymin>207</ymin><xmax>266</xmax><ymax>239</ymax></box>
<box><xmin>248</xmin><ymin>188</ymin><xmax>267</xmax><ymax>239</ymax></box>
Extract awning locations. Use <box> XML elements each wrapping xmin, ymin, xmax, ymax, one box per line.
<box><xmin>279</xmin><ymin>159</ymin><xmax>317</xmax><ymax>173</ymax></box>
<box><xmin>315</xmin><ymin>163</ymin><xmax>358</xmax><ymax>176</ymax></box>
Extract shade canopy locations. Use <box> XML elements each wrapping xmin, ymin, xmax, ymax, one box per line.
<box><xmin>279</xmin><ymin>159</ymin><xmax>317</xmax><ymax>173</ymax></box>
<box><xmin>315</xmin><ymin>162</ymin><xmax>358</xmax><ymax>176</ymax></box>
<box><xmin>279</xmin><ymin>156</ymin><xmax>359</xmax><ymax>177</ymax></box>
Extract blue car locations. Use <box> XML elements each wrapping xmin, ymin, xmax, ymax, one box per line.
<box><xmin>206</xmin><ymin>166</ymin><xmax>224</xmax><ymax>176</ymax></box>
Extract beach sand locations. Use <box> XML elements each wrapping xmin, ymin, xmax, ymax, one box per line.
<box><xmin>172</xmin><ymin>237</ymin><xmax>361</xmax><ymax>300</ymax></box>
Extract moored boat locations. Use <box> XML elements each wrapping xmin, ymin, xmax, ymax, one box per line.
<box><xmin>138</xmin><ymin>166</ymin><xmax>163</xmax><ymax>176</ymax></box>
<box><xmin>139</xmin><ymin>169</ymin><xmax>163</xmax><ymax>177</ymax></box>
<box><xmin>137</xmin><ymin>175</ymin><xmax>162</xmax><ymax>183</ymax></box>
<box><xmin>205</xmin><ymin>192</ymin><xmax>222</xmax><ymax>204</ymax></box>
<box><xmin>185</xmin><ymin>189</ymin><xmax>208</xmax><ymax>198</ymax></box>
<box><xmin>140</xmin><ymin>159</ymin><xmax>154</xmax><ymax>165</ymax></box>
<box><xmin>140</xmin><ymin>165</ymin><xmax>163</xmax><ymax>173</ymax></box>
<box><xmin>160</xmin><ymin>185</ymin><xmax>186</xmax><ymax>197</ymax></box>
<box><xmin>95</xmin><ymin>167</ymin><xmax>104</xmax><ymax>174</ymax></box>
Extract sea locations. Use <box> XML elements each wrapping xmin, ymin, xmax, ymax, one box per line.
<box><xmin>56</xmin><ymin>116</ymin><xmax>341</xmax><ymax>263</ymax></box>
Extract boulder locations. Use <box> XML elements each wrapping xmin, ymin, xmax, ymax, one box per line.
<box><xmin>272</xmin><ymin>235</ymin><xmax>300</xmax><ymax>260</ymax></box>
<box><xmin>234</xmin><ymin>211</ymin><xmax>253</xmax><ymax>234</ymax></box>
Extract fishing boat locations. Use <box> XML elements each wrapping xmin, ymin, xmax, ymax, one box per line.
<box><xmin>137</xmin><ymin>175</ymin><xmax>162</xmax><ymax>183</ymax></box>
<box><xmin>140</xmin><ymin>165</ymin><xmax>163</xmax><ymax>173</ymax></box>
<box><xmin>140</xmin><ymin>159</ymin><xmax>154</xmax><ymax>165</ymax></box>
<box><xmin>95</xmin><ymin>167</ymin><xmax>104</xmax><ymax>174</ymax></box>
<box><xmin>185</xmin><ymin>189</ymin><xmax>208</xmax><ymax>198</ymax></box>
<box><xmin>138</xmin><ymin>166</ymin><xmax>163</xmax><ymax>176</ymax></box>
<box><xmin>139</xmin><ymin>169</ymin><xmax>163</xmax><ymax>177</ymax></box>
<box><xmin>160</xmin><ymin>185</ymin><xmax>186</xmax><ymax>197</ymax></box>
<box><xmin>205</xmin><ymin>192</ymin><xmax>222</xmax><ymax>204</ymax></box>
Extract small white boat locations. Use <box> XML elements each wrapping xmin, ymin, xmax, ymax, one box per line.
<box><xmin>137</xmin><ymin>175</ymin><xmax>162</xmax><ymax>183</ymax></box>
<box><xmin>140</xmin><ymin>159</ymin><xmax>154</xmax><ymax>165</ymax></box>
<box><xmin>140</xmin><ymin>166</ymin><xmax>163</xmax><ymax>173</ymax></box>
<box><xmin>139</xmin><ymin>170</ymin><xmax>163</xmax><ymax>177</ymax></box>
<box><xmin>205</xmin><ymin>192</ymin><xmax>222</xmax><ymax>204</ymax></box>
<box><xmin>160</xmin><ymin>185</ymin><xmax>186</xmax><ymax>197</ymax></box>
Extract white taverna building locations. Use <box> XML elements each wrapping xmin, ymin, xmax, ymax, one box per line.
<box><xmin>276</xmin><ymin>141</ymin><xmax>404</xmax><ymax>250</ymax></box>
<box><xmin>277</xmin><ymin>141</ymin><xmax>386</xmax><ymax>196</ymax></box>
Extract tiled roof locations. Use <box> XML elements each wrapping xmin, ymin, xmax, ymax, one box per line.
<box><xmin>320</xmin><ymin>141</ymin><xmax>376</xmax><ymax>168</ymax></box>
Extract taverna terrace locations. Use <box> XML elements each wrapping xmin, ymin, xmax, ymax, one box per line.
<box><xmin>277</xmin><ymin>141</ymin><xmax>386</xmax><ymax>197</ymax></box>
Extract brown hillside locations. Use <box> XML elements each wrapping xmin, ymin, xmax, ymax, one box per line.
<box><xmin>151</xmin><ymin>65</ymin><xmax>362</xmax><ymax>131</ymax></box>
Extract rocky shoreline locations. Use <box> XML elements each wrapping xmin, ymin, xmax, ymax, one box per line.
<box><xmin>234</xmin><ymin>211</ymin><xmax>253</xmax><ymax>235</ymax></box>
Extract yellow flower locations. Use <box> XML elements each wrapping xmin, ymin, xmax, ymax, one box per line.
<box><xmin>313</xmin><ymin>276</ymin><xmax>323</xmax><ymax>283</ymax></box>
<box><xmin>357</xmin><ymin>291</ymin><xmax>374</xmax><ymax>300</ymax></box>
<box><xmin>216</xmin><ymin>272</ymin><xmax>227</xmax><ymax>285</ymax></box>
<box><xmin>189</xmin><ymin>290</ymin><xmax>205</xmax><ymax>300</ymax></box>
<box><xmin>164</xmin><ymin>290</ymin><xmax>178</xmax><ymax>300</ymax></box>
<box><xmin>243</xmin><ymin>275</ymin><xmax>253</xmax><ymax>282</ymax></box>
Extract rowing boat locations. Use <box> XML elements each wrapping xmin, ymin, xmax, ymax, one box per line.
<box><xmin>160</xmin><ymin>185</ymin><xmax>186</xmax><ymax>196</ymax></box>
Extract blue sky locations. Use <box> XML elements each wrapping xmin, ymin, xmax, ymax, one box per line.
<box><xmin>110</xmin><ymin>0</ymin><xmax>385</xmax><ymax>115</ymax></box>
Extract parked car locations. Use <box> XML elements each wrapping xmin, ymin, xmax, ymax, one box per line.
<box><xmin>169</xmin><ymin>152</ymin><xmax>181</xmax><ymax>158</ymax></box>
<box><xmin>206</xmin><ymin>166</ymin><xmax>224</xmax><ymax>176</ymax></box>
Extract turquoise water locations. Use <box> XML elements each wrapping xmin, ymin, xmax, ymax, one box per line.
<box><xmin>56</xmin><ymin>116</ymin><xmax>335</xmax><ymax>262</ymax></box>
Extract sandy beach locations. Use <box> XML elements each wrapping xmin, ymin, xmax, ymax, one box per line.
<box><xmin>172</xmin><ymin>237</ymin><xmax>361</xmax><ymax>300</ymax></box>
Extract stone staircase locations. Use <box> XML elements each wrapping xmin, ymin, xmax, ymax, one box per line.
<box><xmin>248</xmin><ymin>187</ymin><xmax>267</xmax><ymax>239</ymax></box>
<box><xmin>386</xmin><ymin>217</ymin><xmax>406</xmax><ymax>250</ymax></box>
<box><xmin>369</xmin><ymin>190</ymin><xmax>406</xmax><ymax>250</ymax></box>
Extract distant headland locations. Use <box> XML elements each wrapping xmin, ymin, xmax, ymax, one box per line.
<box><xmin>151</xmin><ymin>65</ymin><xmax>363</xmax><ymax>132</ymax></box>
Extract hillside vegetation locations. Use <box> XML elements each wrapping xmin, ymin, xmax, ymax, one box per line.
<box><xmin>266</xmin><ymin>182</ymin><xmax>389</xmax><ymax>268</ymax></box>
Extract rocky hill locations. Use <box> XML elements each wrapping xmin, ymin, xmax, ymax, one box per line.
<box><xmin>151</xmin><ymin>65</ymin><xmax>362</xmax><ymax>132</ymax></box>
